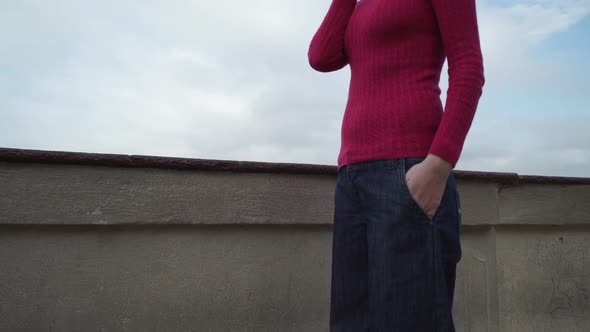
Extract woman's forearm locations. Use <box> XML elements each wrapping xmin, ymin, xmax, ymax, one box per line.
<box><xmin>308</xmin><ymin>0</ymin><xmax>357</xmax><ymax>72</ymax></box>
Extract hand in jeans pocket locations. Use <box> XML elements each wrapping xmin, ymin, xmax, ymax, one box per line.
<box><xmin>405</xmin><ymin>158</ymin><xmax>450</xmax><ymax>220</ymax></box>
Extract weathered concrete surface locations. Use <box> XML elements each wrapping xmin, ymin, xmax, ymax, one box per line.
<box><xmin>0</xmin><ymin>225</ymin><xmax>332</xmax><ymax>332</ymax></box>
<box><xmin>454</xmin><ymin>226</ymin><xmax>500</xmax><ymax>332</ymax></box>
<box><xmin>496</xmin><ymin>227</ymin><xmax>590</xmax><ymax>332</ymax></box>
<box><xmin>1</xmin><ymin>150</ymin><xmax>590</xmax><ymax>331</ymax></box>
<box><xmin>499</xmin><ymin>184</ymin><xmax>590</xmax><ymax>225</ymax></box>
<box><xmin>0</xmin><ymin>162</ymin><xmax>335</xmax><ymax>225</ymax></box>
<box><xmin>457</xmin><ymin>181</ymin><xmax>501</xmax><ymax>225</ymax></box>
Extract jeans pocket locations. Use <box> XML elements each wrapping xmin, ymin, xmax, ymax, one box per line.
<box><xmin>398</xmin><ymin>166</ymin><xmax>433</xmax><ymax>223</ymax></box>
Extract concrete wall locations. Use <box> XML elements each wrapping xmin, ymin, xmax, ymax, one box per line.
<box><xmin>1</xmin><ymin>149</ymin><xmax>589</xmax><ymax>331</ymax></box>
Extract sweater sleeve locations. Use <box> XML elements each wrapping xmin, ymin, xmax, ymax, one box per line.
<box><xmin>308</xmin><ymin>0</ymin><xmax>357</xmax><ymax>72</ymax></box>
<box><xmin>427</xmin><ymin>0</ymin><xmax>485</xmax><ymax>168</ymax></box>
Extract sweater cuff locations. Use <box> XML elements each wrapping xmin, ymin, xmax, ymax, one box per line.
<box><xmin>427</xmin><ymin>139</ymin><xmax>461</xmax><ymax>169</ymax></box>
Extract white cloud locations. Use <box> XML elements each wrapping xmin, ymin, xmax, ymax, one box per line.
<box><xmin>449</xmin><ymin>0</ymin><xmax>590</xmax><ymax>176</ymax></box>
<box><xmin>507</xmin><ymin>0</ymin><xmax>590</xmax><ymax>41</ymax></box>
<box><xmin>458</xmin><ymin>110</ymin><xmax>590</xmax><ymax>176</ymax></box>
<box><xmin>468</xmin><ymin>0</ymin><xmax>590</xmax><ymax>93</ymax></box>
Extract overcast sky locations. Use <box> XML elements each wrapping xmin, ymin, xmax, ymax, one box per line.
<box><xmin>1</xmin><ymin>0</ymin><xmax>589</xmax><ymax>177</ymax></box>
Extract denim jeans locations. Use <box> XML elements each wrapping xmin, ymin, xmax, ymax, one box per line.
<box><xmin>330</xmin><ymin>158</ymin><xmax>462</xmax><ymax>332</ymax></box>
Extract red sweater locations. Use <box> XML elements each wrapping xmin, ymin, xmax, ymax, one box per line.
<box><xmin>308</xmin><ymin>0</ymin><xmax>485</xmax><ymax>169</ymax></box>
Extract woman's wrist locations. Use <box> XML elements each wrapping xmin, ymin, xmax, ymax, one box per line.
<box><xmin>424</xmin><ymin>153</ymin><xmax>453</xmax><ymax>178</ymax></box>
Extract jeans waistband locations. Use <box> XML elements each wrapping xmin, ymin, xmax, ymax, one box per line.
<box><xmin>342</xmin><ymin>157</ymin><xmax>427</xmax><ymax>173</ymax></box>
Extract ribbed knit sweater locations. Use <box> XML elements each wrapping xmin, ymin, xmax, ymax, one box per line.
<box><xmin>308</xmin><ymin>0</ymin><xmax>485</xmax><ymax>169</ymax></box>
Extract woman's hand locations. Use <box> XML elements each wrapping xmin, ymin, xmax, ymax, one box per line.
<box><xmin>405</xmin><ymin>154</ymin><xmax>453</xmax><ymax>220</ymax></box>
